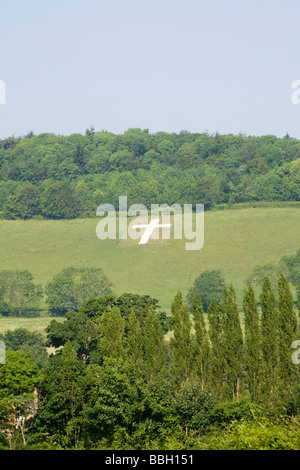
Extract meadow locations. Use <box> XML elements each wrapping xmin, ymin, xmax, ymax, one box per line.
<box><xmin>0</xmin><ymin>205</ymin><xmax>299</xmax><ymax>333</ymax></box>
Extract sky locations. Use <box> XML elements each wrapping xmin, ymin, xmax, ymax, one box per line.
<box><xmin>1</xmin><ymin>0</ymin><xmax>300</xmax><ymax>139</ymax></box>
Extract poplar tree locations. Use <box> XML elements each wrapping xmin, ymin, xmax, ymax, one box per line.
<box><xmin>125</xmin><ymin>311</ymin><xmax>144</xmax><ymax>370</ymax></box>
<box><xmin>192</xmin><ymin>291</ymin><xmax>210</xmax><ymax>390</ymax></box>
<box><xmin>207</xmin><ymin>298</ymin><xmax>226</xmax><ymax>398</ymax></box>
<box><xmin>220</xmin><ymin>285</ymin><xmax>244</xmax><ymax>400</ymax></box>
<box><xmin>170</xmin><ymin>291</ymin><xmax>193</xmax><ymax>386</ymax></box>
<box><xmin>100</xmin><ymin>306</ymin><xmax>125</xmax><ymax>361</ymax></box>
<box><xmin>260</xmin><ymin>277</ymin><xmax>279</xmax><ymax>401</ymax></box>
<box><xmin>277</xmin><ymin>274</ymin><xmax>299</xmax><ymax>388</ymax></box>
<box><xmin>143</xmin><ymin>308</ymin><xmax>166</xmax><ymax>382</ymax></box>
<box><xmin>243</xmin><ymin>284</ymin><xmax>263</xmax><ymax>401</ymax></box>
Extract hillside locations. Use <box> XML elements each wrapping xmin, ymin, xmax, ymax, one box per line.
<box><xmin>0</xmin><ymin>206</ymin><xmax>299</xmax><ymax>315</ymax></box>
<box><xmin>1</xmin><ymin>130</ymin><xmax>300</xmax><ymax>222</ymax></box>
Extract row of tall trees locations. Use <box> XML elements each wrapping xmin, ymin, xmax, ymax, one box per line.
<box><xmin>171</xmin><ymin>274</ymin><xmax>299</xmax><ymax>404</ymax></box>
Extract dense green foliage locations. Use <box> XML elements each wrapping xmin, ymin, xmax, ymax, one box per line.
<box><xmin>0</xmin><ymin>328</ymin><xmax>48</xmax><ymax>368</ymax></box>
<box><xmin>0</xmin><ymin>129</ymin><xmax>300</xmax><ymax>219</ymax></box>
<box><xmin>79</xmin><ymin>293</ymin><xmax>172</xmax><ymax>332</ymax></box>
<box><xmin>246</xmin><ymin>249</ymin><xmax>300</xmax><ymax>301</ymax></box>
<box><xmin>187</xmin><ymin>270</ymin><xmax>226</xmax><ymax>312</ymax></box>
<box><xmin>0</xmin><ymin>270</ymin><xmax>42</xmax><ymax>317</ymax></box>
<box><xmin>0</xmin><ymin>350</ymin><xmax>39</xmax><ymax>449</ymax></box>
<box><xmin>0</xmin><ymin>275</ymin><xmax>299</xmax><ymax>450</ymax></box>
<box><xmin>0</xmin><ymin>266</ymin><xmax>113</xmax><ymax>318</ymax></box>
<box><xmin>282</xmin><ymin>249</ymin><xmax>300</xmax><ymax>290</ymax></box>
<box><xmin>45</xmin><ymin>266</ymin><xmax>113</xmax><ymax>316</ymax></box>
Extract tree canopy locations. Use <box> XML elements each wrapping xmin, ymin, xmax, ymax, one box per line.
<box><xmin>0</xmin><ymin>130</ymin><xmax>300</xmax><ymax>220</ymax></box>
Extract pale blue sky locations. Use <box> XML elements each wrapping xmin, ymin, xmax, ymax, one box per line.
<box><xmin>1</xmin><ymin>0</ymin><xmax>300</xmax><ymax>139</ymax></box>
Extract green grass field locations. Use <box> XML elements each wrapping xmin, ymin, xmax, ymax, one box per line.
<box><xmin>0</xmin><ymin>205</ymin><xmax>299</xmax><ymax>334</ymax></box>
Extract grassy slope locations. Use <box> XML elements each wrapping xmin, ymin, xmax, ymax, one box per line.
<box><xmin>0</xmin><ymin>206</ymin><xmax>299</xmax><ymax>333</ymax></box>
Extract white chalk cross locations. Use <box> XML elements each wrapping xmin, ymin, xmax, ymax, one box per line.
<box><xmin>132</xmin><ymin>218</ymin><xmax>172</xmax><ymax>245</ymax></box>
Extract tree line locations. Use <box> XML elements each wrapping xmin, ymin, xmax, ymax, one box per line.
<box><xmin>0</xmin><ymin>266</ymin><xmax>113</xmax><ymax>317</ymax></box>
<box><xmin>0</xmin><ymin>129</ymin><xmax>300</xmax><ymax>220</ymax></box>
<box><xmin>0</xmin><ymin>274</ymin><xmax>299</xmax><ymax>450</ymax></box>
